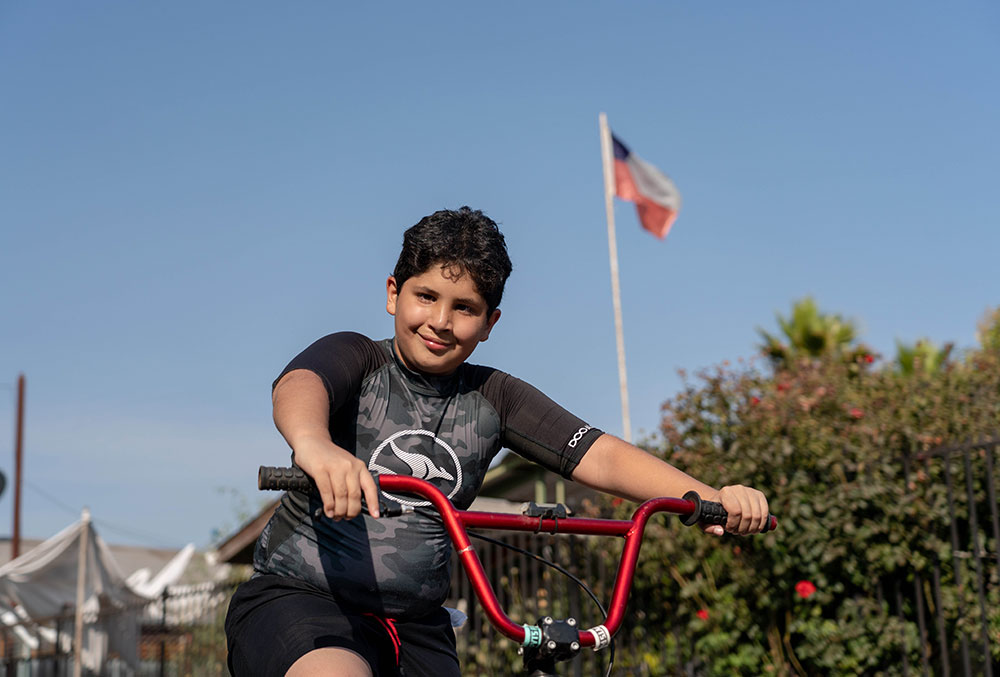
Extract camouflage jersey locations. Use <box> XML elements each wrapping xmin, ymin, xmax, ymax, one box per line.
<box><xmin>254</xmin><ymin>332</ymin><xmax>604</xmax><ymax>620</ymax></box>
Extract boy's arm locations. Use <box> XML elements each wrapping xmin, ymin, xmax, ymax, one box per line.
<box><xmin>273</xmin><ymin>369</ymin><xmax>380</xmax><ymax>520</ymax></box>
<box><xmin>570</xmin><ymin>434</ymin><xmax>768</xmax><ymax>536</ymax></box>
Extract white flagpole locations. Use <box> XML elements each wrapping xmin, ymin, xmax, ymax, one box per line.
<box><xmin>599</xmin><ymin>113</ymin><xmax>632</xmax><ymax>443</ymax></box>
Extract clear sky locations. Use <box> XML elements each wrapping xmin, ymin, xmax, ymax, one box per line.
<box><xmin>1</xmin><ymin>2</ymin><xmax>997</xmax><ymax>549</ymax></box>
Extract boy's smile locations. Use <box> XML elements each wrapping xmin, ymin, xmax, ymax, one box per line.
<box><xmin>386</xmin><ymin>265</ymin><xmax>501</xmax><ymax>375</ymax></box>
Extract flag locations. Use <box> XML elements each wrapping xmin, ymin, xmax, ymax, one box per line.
<box><xmin>612</xmin><ymin>134</ymin><xmax>682</xmax><ymax>239</ymax></box>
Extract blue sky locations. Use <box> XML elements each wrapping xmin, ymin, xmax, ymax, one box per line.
<box><xmin>1</xmin><ymin>2</ymin><xmax>997</xmax><ymax>548</ymax></box>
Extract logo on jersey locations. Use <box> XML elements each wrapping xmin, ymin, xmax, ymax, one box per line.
<box><xmin>369</xmin><ymin>429</ymin><xmax>463</xmax><ymax>507</ymax></box>
<box><xmin>567</xmin><ymin>426</ymin><xmax>593</xmax><ymax>449</ymax></box>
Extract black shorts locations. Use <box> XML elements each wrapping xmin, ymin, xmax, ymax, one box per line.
<box><xmin>225</xmin><ymin>574</ymin><xmax>460</xmax><ymax>677</ymax></box>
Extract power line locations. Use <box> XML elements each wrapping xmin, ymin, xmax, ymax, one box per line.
<box><xmin>24</xmin><ymin>480</ymin><xmax>78</xmax><ymax>517</ymax></box>
<box><xmin>23</xmin><ymin>480</ymin><xmax>183</xmax><ymax>549</ymax></box>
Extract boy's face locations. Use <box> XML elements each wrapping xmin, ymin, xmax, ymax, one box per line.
<box><xmin>386</xmin><ymin>264</ymin><xmax>501</xmax><ymax>375</ymax></box>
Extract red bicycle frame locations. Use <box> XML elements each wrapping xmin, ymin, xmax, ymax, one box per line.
<box><xmin>256</xmin><ymin>464</ymin><xmax>777</xmax><ymax>659</ymax></box>
<box><xmin>375</xmin><ymin>474</ymin><xmax>777</xmax><ymax>650</ymax></box>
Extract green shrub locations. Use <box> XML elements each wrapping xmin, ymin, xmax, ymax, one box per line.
<box><xmin>610</xmin><ymin>347</ymin><xmax>1000</xmax><ymax>675</ymax></box>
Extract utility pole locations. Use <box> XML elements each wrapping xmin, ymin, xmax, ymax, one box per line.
<box><xmin>12</xmin><ymin>374</ymin><xmax>24</xmax><ymax>561</ymax></box>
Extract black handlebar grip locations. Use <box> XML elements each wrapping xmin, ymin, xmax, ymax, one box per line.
<box><xmin>680</xmin><ymin>491</ymin><xmax>726</xmax><ymax>527</ymax></box>
<box><xmin>680</xmin><ymin>491</ymin><xmax>774</xmax><ymax>534</ymax></box>
<box><xmin>257</xmin><ymin>465</ymin><xmax>409</xmax><ymax>518</ymax></box>
<box><xmin>258</xmin><ymin>465</ymin><xmax>312</xmax><ymax>492</ymax></box>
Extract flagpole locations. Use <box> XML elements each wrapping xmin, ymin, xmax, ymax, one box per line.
<box><xmin>599</xmin><ymin>113</ymin><xmax>632</xmax><ymax>443</ymax></box>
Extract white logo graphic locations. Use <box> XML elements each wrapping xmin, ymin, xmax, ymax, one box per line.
<box><xmin>369</xmin><ymin>429</ymin><xmax>463</xmax><ymax>507</ymax></box>
<box><xmin>568</xmin><ymin>426</ymin><xmax>593</xmax><ymax>448</ymax></box>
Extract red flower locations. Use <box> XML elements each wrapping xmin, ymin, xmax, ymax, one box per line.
<box><xmin>611</xmin><ymin>497</ymin><xmax>624</xmax><ymax>507</ymax></box>
<box><xmin>696</xmin><ymin>609</ymin><xmax>709</xmax><ymax>621</ymax></box>
<box><xmin>795</xmin><ymin>580</ymin><xmax>817</xmax><ymax>599</ymax></box>
<box><xmin>751</xmin><ymin>396</ymin><xmax>761</xmax><ymax>405</ymax></box>
<box><xmin>864</xmin><ymin>354</ymin><xmax>874</xmax><ymax>364</ymax></box>
<box><xmin>849</xmin><ymin>407</ymin><xmax>863</xmax><ymax>419</ymax></box>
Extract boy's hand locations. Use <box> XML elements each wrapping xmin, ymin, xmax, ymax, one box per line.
<box><xmin>702</xmin><ymin>485</ymin><xmax>769</xmax><ymax>536</ymax></box>
<box><xmin>292</xmin><ymin>436</ymin><xmax>381</xmax><ymax>520</ymax></box>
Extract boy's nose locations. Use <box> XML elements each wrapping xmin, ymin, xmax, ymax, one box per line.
<box><xmin>428</xmin><ymin>307</ymin><xmax>451</xmax><ymax>331</ymax></box>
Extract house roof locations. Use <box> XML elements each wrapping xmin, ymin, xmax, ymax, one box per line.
<box><xmin>214</xmin><ymin>498</ymin><xmax>279</xmax><ymax>565</ymax></box>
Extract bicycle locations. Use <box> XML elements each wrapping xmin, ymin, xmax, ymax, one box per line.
<box><xmin>258</xmin><ymin>466</ymin><xmax>776</xmax><ymax>676</ymax></box>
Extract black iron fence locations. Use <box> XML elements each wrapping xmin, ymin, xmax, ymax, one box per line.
<box><xmin>446</xmin><ymin>531</ymin><xmax>686</xmax><ymax>676</ymax></box>
<box><xmin>888</xmin><ymin>437</ymin><xmax>999</xmax><ymax>677</ymax></box>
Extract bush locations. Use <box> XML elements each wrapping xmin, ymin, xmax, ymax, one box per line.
<box><xmin>610</xmin><ymin>346</ymin><xmax>1000</xmax><ymax>675</ymax></box>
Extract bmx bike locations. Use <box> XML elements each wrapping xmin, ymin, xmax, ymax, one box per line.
<box><xmin>258</xmin><ymin>466</ymin><xmax>776</xmax><ymax>676</ymax></box>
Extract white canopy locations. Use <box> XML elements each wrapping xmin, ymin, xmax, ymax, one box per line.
<box><xmin>0</xmin><ymin>512</ymin><xmax>194</xmax><ymax>672</ymax></box>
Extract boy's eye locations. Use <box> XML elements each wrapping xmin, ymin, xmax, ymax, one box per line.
<box><xmin>417</xmin><ymin>293</ymin><xmax>434</xmax><ymax>302</ymax></box>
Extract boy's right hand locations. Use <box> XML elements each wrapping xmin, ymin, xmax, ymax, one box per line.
<box><xmin>292</xmin><ymin>436</ymin><xmax>381</xmax><ymax>520</ymax></box>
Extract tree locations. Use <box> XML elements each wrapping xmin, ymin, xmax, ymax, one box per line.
<box><xmin>894</xmin><ymin>338</ymin><xmax>953</xmax><ymax>376</ymax></box>
<box><xmin>757</xmin><ymin>297</ymin><xmax>870</xmax><ymax>369</ymax></box>
<box><xmin>977</xmin><ymin>306</ymin><xmax>1000</xmax><ymax>353</ymax></box>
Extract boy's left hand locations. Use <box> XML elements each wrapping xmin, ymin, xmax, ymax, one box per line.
<box><xmin>702</xmin><ymin>485</ymin><xmax>769</xmax><ymax>536</ymax></box>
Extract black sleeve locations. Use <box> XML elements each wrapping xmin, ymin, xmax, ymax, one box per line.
<box><xmin>469</xmin><ymin>367</ymin><xmax>604</xmax><ymax>479</ymax></box>
<box><xmin>273</xmin><ymin>332</ymin><xmax>389</xmax><ymax>413</ymax></box>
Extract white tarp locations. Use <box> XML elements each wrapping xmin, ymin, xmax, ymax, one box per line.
<box><xmin>0</xmin><ymin>514</ymin><xmax>193</xmax><ymax>672</ymax></box>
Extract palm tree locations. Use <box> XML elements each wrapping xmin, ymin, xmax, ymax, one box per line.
<box><xmin>894</xmin><ymin>339</ymin><xmax>953</xmax><ymax>376</ymax></box>
<box><xmin>758</xmin><ymin>297</ymin><xmax>867</xmax><ymax>369</ymax></box>
<box><xmin>976</xmin><ymin>306</ymin><xmax>1000</xmax><ymax>353</ymax></box>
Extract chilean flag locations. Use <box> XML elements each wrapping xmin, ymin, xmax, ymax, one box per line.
<box><xmin>612</xmin><ymin>134</ymin><xmax>682</xmax><ymax>239</ymax></box>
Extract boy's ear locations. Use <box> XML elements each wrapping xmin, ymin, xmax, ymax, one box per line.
<box><xmin>479</xmin><ymin>309</ymin><xmax>501</xmax><ymax>342</ymax></box>
<box><xmin>386</xmin><ymin>276</ymin><xmax>399</xmax><ymax>316</ymax></box>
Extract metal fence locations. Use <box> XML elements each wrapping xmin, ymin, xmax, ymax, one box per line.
<box><xmin>446</xmin><ymin>529</ymin><xmax>698</xmax><ymax>676</ymax></box>
<box><xmin>888</xmin><ymin>437</ymin><xmax>999</xmax><ymax>677</ymax></box>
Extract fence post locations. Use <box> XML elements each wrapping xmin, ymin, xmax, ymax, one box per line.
<box><xmin>943</xmin><ymin>448</ymin><xmax>974</xmax><ymax>675</ymax></box>
<box><xmin>4</xmin><ymin>627</ymin><xmax>13</xmax><ymax>677</ymax></box>
<box><xmin>56</xmin><ymin>606</ymin><xmax>65</xmax><ymax>677</ymax></box>
<box><xmin>159</xmin><ymin>588</ymin><xmax>168</xmax><ymax>677</ymax></box>
<box><xmin>963</xmin><ymin>441</ymin><xmax>994</xmax><ymax>677</ymax></box>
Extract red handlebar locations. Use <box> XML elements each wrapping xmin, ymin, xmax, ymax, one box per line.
<box><xmin>376</xmin><ymin>475</ymin><xmax>777</xmax><ymax>648</ymax></box>
<box><xmin>256</xmin><ymin>466</ymin><xmax>777</xmax><ymax>650</ymax></box>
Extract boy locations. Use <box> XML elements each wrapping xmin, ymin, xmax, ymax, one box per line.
<box><xmin>225</xmin><ymin>207</ymin><xmax>769</xmax><ymax>677</ymax></box>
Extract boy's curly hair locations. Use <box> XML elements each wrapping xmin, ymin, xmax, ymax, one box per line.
<box><xmin>393</xmin><ymin>207</ymin><xmax>513</xmax><ymax>313</ymax></box>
